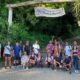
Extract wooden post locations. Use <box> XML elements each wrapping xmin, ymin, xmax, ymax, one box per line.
<box><xmin>8</xmin><ymin>7</ymin><xmax>13</xmax><ymax>26</ymax></box>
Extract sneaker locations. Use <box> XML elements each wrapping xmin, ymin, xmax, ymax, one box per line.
<box><xmin>5</xmin><ymin>66</ymin><xmax>7</xmax><ymax>69</ymax></box>
<box><xmin>75</xmin><ymin>70</ymin><xmax>79</xmax><ymax>73</ymax></box>
<box><xmin>26</xmin><ymin>67</ymin><xmax>29</xmax><ymax>70</ymax></box>
<box><xmin>54</xmin><ymin>69</ymin><xmax>57</xmax><ymax>71</ymax></box>
<box><xmin>9</xmin><ymin>66</ymin><xmax>11</xmax><ymax>69</ymax></box>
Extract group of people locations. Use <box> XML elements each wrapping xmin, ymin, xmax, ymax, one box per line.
<box><xmin>1</xmin><ymin>39</ymin><xmax>80</xmax><ymax>73</ymax></box>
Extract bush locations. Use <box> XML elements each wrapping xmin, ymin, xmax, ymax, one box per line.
<box><xmin>9</xmin><ymin>23</ymin><xmax>52</xmax><ymax>48</ymax></box>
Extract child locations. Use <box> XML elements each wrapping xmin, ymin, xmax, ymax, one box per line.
<box><xmin>45</xmin><ymin>54</ymin><xmax>53</xmax><ymax>67</ymax></box>
<box><xmin>13</xmin><ymin>42</ymin><xmax>21</xmax><ymax>67</ymax></box>
<box><xmin>64</xmin><ymin>42</ymin><xmax>72</xmax><ymax>57</ymax></box>
<box><xmin>21</xmin><ymin>51</ymin><xmax>29</xmax><ymax>69</ymax></box>
<box><xmin>46</xmin><ymin>41</ymin><xmax>53</xmax><ymax>56</ymax></box>
<box><xmin>32</xmin><ymin>40</ymin><xmax>40</xmax><ymax>56</ymax></box>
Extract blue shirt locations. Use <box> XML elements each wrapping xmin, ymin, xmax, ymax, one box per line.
<box><xmin>64</xmin><ymin>58</ymin><xmax>71</xmax><ymax>64</ymax></box>
<box><xmin>14</xmin><ymin>46</ymin><xmax>21</xmax><ymax>57</ymax></box>
<box><xmin>55</xmin><ymin>56</ymin><xmax>62</xmax><ymax>63</ymax></box>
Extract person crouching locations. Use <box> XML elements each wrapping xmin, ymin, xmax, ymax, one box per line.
<box><xmin>54</xmin><ymin>54</ymin><xmax>62</xmax><ymax>69</ymax></box>
<box><xmin>45</xmin><ymin>54</ymin><xmax>53</xmax><ymax>68</ymax></box>
<box><xmin>62</xmin><ymin>56</ymin><xmax>72</xmax><ymax>72</ymax></box>
<box><xmin>21</xmin><ymin>51</ymin><xmax>29</xmax><ymax>70</ymax></box>
<box><xmin>28</xmin><ymin>50</ymin><xmax>36</xmax><ymax>68</ymax></box>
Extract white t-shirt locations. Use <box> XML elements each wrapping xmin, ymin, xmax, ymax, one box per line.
<box><xmin>64</xmin><ymin>45</ymin><xmax>72</xmax><ymax>56</ymax></box>
<box><xmin>33</xmin><ymin>43</ymin><xmax>40</xmax><ymax>54</ymax></box>
<box><xmin>45</xmin><ymin>56</ymin><xmax>53</xmax><ymax>62</ymax></box>
<box><xmin>4</xmin><ymin>45</ymin><xmax>11</xmax><ymax>55</ymax></box>
<box><xmin>36</xmin><ymin>56</ymin><xmax>41</xmax><ymax>61</ymax></box>
<box><xmin>21</xmin><ymin>55</ymin><xmax>29</xmax><ymax>64</ymax></box>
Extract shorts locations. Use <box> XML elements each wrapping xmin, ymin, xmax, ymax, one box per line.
<box><xmin>5</xmin><ymin>54</ymin><xmax>11</xmax><ymax>57</ymax></box>
<box><xmin>14</xmin><ymin>56</ymin><xmax>21</xmax><ymax>61</ymax></box>
<box><xmin>21</xmin><ymin>61</ymin><xmax>28</xmax><ymax>65</ymax></box>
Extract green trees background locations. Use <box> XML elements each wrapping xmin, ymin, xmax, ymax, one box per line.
<box><xmin>0</xmin><ymin>0</ymin><xmax>80</xmax><ymax>46</ymax></box>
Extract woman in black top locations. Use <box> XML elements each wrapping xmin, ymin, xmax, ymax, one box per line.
<box><xmin>23</xmin><ymin>41</ymin><xmax>31</xmax><ymax>56</ymax></box>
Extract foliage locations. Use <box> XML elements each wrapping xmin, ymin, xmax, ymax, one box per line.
<box><xmin>73</xmin><ymin>0</ymin><xmax>80</xmax><ymax>20</ymax></box>
<box><xmin>10</xmin><ymin>23</ymin><xmax>51</xmax><ymax>47</ymax></box>
<box><xmin>0</xmin><ymin>0</ymin><xmax>79</xmax><ymax>46</ymax></box>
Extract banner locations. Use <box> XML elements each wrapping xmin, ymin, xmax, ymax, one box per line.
<box><xmin>34</xmin><ymin>7</ymin><xmax>65</xmax><ymax>17</ymax></box>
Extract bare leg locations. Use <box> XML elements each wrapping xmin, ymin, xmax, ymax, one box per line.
<box><xmin>8</xmin><ymin>57</ymin><xmax>11</xmax><ymax>68</ymax></box>
<box><xmin>5</xmin><ymin>57</ymin><xmax>7</xmax><ymax>68</ymax></box>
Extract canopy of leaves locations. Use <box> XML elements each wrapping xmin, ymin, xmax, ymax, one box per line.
<box><xmin>0</xmin><ymin>0</ymin><xmax>79</xmax><ymax>46</ymax></box>
<box><xmin>73</xmin><ymin>0</ymin><xmax>80</xmax><ymax>20</ymax></box>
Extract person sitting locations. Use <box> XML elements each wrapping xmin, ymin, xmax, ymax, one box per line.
<box><xmin>45</xmin><ymin>54</ymin><xmax>53</xmax><ymax>68</ymax></box>
<box><xmin>28</xmin><ymin>49</ymin><xmax>36</xmax><ymax>68</ymax></box>
<box><xmin>54</xmin><ymin>54</ymin><xmax>62</xmax><ymax>69</ymax></box>
<box><xmin>62</xmin><ymin>55</ymin><xmax>72</xmax><ymax>72</ymax></box>
<box><xmin>21</xmin><ymin>51</ymin><xmax>29</xmax><ymax>70</ymax></box>
<box><xmin>36</xmin><ymin>54</ymin><xmax>43</xmax><ymax>68</ymax></box>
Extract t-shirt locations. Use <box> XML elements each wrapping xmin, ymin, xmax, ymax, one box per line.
<box><xmin>14</xmin><ymin>46</ymin><xmax>21</xmax><ymax>57</ymax></box>
<box><xmin>64</xmin><ymin>45</ymin><xmax>72</xmax><ymax>56</ymax></box>
<box><xmin>45</xmin><ymin>56</ymin><xmax>53</xmax><ymax>62</ymax></box>
<box><xmin>24</xmin><ymin>45</ymin><xmax>30</xmax><ymax>55</ymax></box>
<box><xmin>33</xmin><ymin>43</ymin><xmax>40</xmax><ymax>54</ymax></box>
<box><xmin>46</xmin><ymin>43</ymin><xmax>53</xmax><ymax>54</ymax></box>
<box><xmin>64</xmin><ymin>58</ymin><xmax>71</xmax><ymax>64</ymax></box>
<box><xmin>55</xmin><ymin>56</ymin><xmax>62</xmax><ymax>63</ymax></box>
<box><xmin>21</xmin><ymin>55</ymin><xmax>29</xmax><ymax>64</ymax></box>
<box><xmin>4</xmin><ymin>45</ymin><xmax>11</xmax><ymax>55</ymax></box>
<box><xmin>72</xmin><ymin>45</ymin><xmax>78</xmax><ymax>54</ymax></box>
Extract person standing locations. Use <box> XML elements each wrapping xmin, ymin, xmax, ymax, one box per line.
<box><xmin>21</xmin><ymin>51</ymin><xmax>29</xmax><ymax>70</ymax></box>
<box><xmin>3</xmin><ymin>41</ymin><xmax>12</xmax><ymax>69</ymax></box>
<box><xmin>46</xmin><ymin>40</ymin><xmax>54</xmax><ymax>56</ymax></box>
<box><xmin>0</xmin><ymin>43</ymin><xmax>1</xmax><ymax>58</ymax></box>
<box><xmin>23</xmin><ymin>40</ymin><xmax>31</xmax><ymax>56</ymax></box>
<box><xmin>13</xmin><ymin>42</ymin><xmax>21</xmax><ymax>67</ymax></box>
<box><xmin>64</xmin><ymin>42</ymin><xmax>72</xmax><ymax>57</ymax></box>
<box><xmin>33</xmin><ymin>40</ymin><xmax>40</xmax><ymax>56</ymax></box>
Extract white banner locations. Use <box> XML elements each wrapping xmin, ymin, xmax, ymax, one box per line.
<box><xmin>34</xmin><ymin>7</ymin><xmax>65</xmax><ymax>17</ymax></box>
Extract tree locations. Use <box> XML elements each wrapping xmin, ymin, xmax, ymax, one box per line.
<box><xmin>73</xmin><ymin>0</ymin><xmax>80</xmax><ymax>20</ymax></box>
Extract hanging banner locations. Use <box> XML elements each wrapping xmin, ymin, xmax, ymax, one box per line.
<box><xmin>34</xmin><ymin>7</ymin><xmax>65</xmax><ymax>17</ymax></box>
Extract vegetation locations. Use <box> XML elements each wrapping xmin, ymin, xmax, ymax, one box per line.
<box><xmin>0</xmin><ymin>0</ymin><xmax>80</xmax><ymax>47</ymax></box>
<box><xmin>73</xmin><ymin>0</ymin><xmax>80</xmax><ymax>20</ymax></box>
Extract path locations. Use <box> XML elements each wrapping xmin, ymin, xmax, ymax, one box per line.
<box><xmin>0</xmin><ymin>67</ymin><xmax>80</xmax><ymax>80</ymax></box>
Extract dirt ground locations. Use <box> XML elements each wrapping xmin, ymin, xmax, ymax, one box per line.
<box><xmin>0</xmin><ymin>67</ymin><xmax>80</xmax><ymax>80</ymax></box>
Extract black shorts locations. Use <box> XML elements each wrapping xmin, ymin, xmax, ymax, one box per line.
<box><xmin>5</xmin><ymin>54</ymin><xmax>11</xmax><ymax>57</ymax></box>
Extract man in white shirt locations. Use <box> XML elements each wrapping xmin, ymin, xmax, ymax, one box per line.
<box><xmin>64</xmin><ymin>42</ymin><xmax>72</xmax><ymax>57</ymax></box>
<box><xmin>33</xmin><ymin>41</ymin><xmax>40</xmax><ymax>55</ymax></box>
